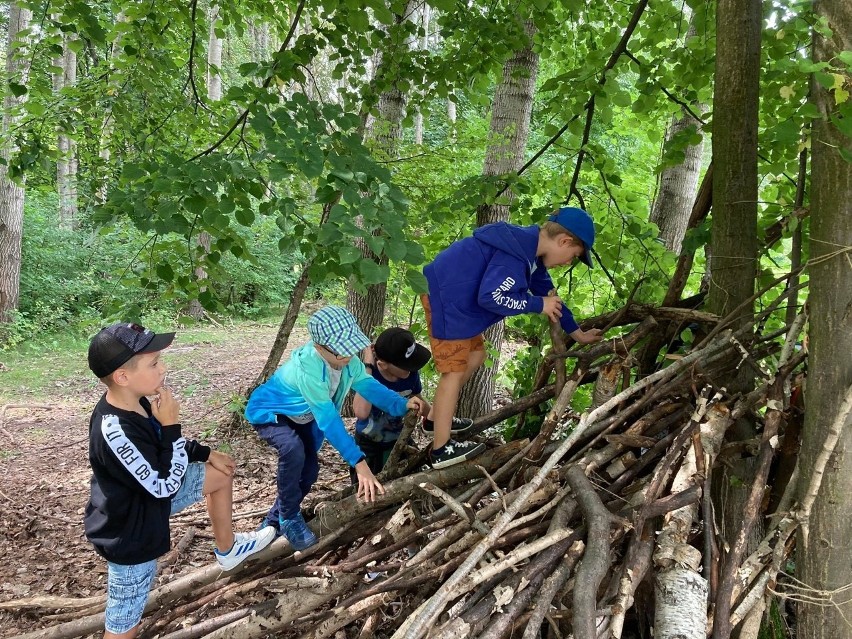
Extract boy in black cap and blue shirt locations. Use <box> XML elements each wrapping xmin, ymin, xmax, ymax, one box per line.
<box><xmin>245</xmin><ymin>306</ymin><xmax>428</xmax><ymax>551</ymax></box>
<box><xmin>352</xmin><ymin>327</ymin><xmax>473</xmax><ymax>478</ymax></box>
<box><xmin>421</xmin><ymin>207</ymin><xmax>605</xmax><ymax>469</ymax></box>
<box><xmin>85</xmin><ymin>322</ymin><xmax>275</xmax><ymax>639</ymax></box>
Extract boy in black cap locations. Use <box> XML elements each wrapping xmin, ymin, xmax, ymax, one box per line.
<box><xmin>352</xmin><ymin>327</ymin><xmax>474</xmax><ymax>478</ymax></box>
<box><xmin>85</xmin><ymin>322</ymin><xmax>275</xmax><ymax>639</ymax></box>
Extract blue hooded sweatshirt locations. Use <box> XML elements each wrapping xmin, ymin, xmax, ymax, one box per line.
<box><xmin>244</xmin><ymin>342</ymin><xmax>410</xmax><ymax>467</ymax></box>
<box><xmin>423</xmin><ymin>223</ymin><xmax>580</xmax><ymax>340</ymax></box>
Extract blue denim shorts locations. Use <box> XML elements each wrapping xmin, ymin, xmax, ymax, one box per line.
<box><xmin>105</xmin><ymin>462</ymin><xmax>206</xmax><ymax>633</ymax></box>
<box><xmin>170</xmin><ymin>461</ymin><xmax>206</xmax><ymax>515</ymax></box>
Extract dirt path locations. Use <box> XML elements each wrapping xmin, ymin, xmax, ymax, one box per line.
<box><xmin>0</xmin><ymin>322</ymin><xmax>359</xmax><ymax>637</ymax></box>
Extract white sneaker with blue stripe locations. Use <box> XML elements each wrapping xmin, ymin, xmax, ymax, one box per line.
<box><xmin>215</xmin><ymin>526</ymin><xmax>276</xmax><ymax>571</ymax></box>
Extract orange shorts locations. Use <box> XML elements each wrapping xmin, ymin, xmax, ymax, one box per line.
<box><xmin>421</xmin><ymin>294</ymin><xmax>484</xmax><ymax>374</ymax></box>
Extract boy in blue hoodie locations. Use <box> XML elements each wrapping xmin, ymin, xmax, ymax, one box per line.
<box><xmin>245</xmin><ymin>306</ymin><xmax>427</xmax><ymax>550</ymax></box>
<box><xmin>421</xmin><ymin>207</ymin><xmax>604</xmax><ymax>468</ymax></box>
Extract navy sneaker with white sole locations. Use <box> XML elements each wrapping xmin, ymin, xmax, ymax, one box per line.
<box><xmin>428</xmin><ymin>439</ymin><xmax>486</xmax><ymax>469</ymax></box>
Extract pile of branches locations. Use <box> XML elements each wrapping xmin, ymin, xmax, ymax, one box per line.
<box><xmin>9</xmin><ymin>285</ymin><xmax>848</xmax><ymax>639</ymax></box>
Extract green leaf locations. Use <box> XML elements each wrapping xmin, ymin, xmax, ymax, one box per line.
<box><xmin>24</xmin><ymin>102</ymin><xmax>46</xmax><ymax>116</ymax></box>
<box><xmin>185</xmin><ymin>195</ymin><xmax>206</xmax><ymax>216</ymax></box>
<box><xmin>611</xmin><ymin>90</ymin><xmax>633</xmax><ymax>108</ymax></box>
<box><xmin>235</xmin><ymin>208</ymin><xmax>255</xmax><ymax>226</ymax></box>
<box><xmin>429</xmin><ymin>0</ymin><xmax>456</xmax><ymax>11</ymax></box>
<box><xmin>330</xmin><ymin>168</ymin><xmax>354</xmax><ymax>182</ymax></box>
<box><xmin>338</xmin><ymin>245</ymin><xmax>361</xmax><ymax>264</ymax></box>
<box><xmin>156</xmin><ymin>263</ymin><xmax>175</xmax><ymax>282</ymax></box>
<box><xmin>358</xmin><ymin>259</ymin><xmax>386</xmax><ymax>284</ymax></box>
<box><xmin>122</xmin><ymin>164</ymin><xmax>147</xmax><ymax>180</ymax></box>
<box><xmin>405</xmin><ymin>268</ymin><xmax>428</xmax><ymax>293</ymax></box>
<box><xmin>384</xmin><ymin>239</ymin><xmax>407</xmax><ymax>261</ymax></box>
<box><xmin>8</xmin><ymin>82</ymin><xmax>27</xmax><ymax>97</ymax></box>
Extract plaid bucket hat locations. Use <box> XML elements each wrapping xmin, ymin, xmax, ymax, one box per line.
<box><xmin>308</xmin><ymin>306</ymin><xmax>370</xmax><ymax>357</ymax></box>
<box><xmin>88</xmin><ymin>322</ymin><xmax>175</xmax><ymax>378</ymax></box>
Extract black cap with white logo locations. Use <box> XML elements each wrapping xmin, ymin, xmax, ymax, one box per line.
<box><xmin>373</xmin><ymin>327</ymin><xmax>431</xmax><ymax>372</ymax></box>
<box><xmin>88</xmin><ymin>322</ymin><xmax>175</xmax><ymax>378</ymax></box>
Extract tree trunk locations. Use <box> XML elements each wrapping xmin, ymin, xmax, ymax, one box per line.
<box><xmin>206</xmin><ymin>6</ymin><xmax>223</xmax><ymax>102</ymax></box>
<box><xmin>649</xmin><ymin>15</ymin><xmax>706</xmax><ymax>254</ymax></box>
<box><xmin>708</xmin><ymin>0</ymin><xmax>760</xmax><ymax>339</ymax></box>
<box><xmin>797</xmin><ymin>0</ymin><xmax>852</xmax><ymax>636</ymax></box>
<box><xmin>52</xmin><ymin>29</ymin><xmax>78</xmax><ymax>231</ymax></box>
<box><xmin>97</xmin><ymin>12</ymin><xmax>126</xmax><ymax>202</ymax></box>
<box><xmin>0</xmin><ymin>2</ymin><xmax>32</xmax><ymax>322</ymax></box>
<box><xmin>708</xmin><ymin>0</ymin><xmax>762</xmax><ymax>620</ymax></box>
<box><xmin>413</xmin><ymin>4</ymin><xmax>429</xmax><ymax>145</ymax></box>
<box><xmin>186</xmin><ymin>6</ymin><xmax>221</xmax><ymax>320</ymax></box>
<box><xmin>347</xmin><ymin>0</ymin><xmax>417</xmax><ymax>341</ymax></box>
<box><xmin>650</xmin><ymin>107</ymin><xmax>705</xmax><ymax>253</ymax></box>
<box><xmin>458</xmin><ymin>20</ymin><xmax>538</xmax><ymax>418</ymax></box>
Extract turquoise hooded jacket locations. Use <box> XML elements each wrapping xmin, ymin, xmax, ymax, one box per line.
<box><xmin>245</xmin><ymin>342</ymin><xmax>410</xmax><ymax>467</ymax></box>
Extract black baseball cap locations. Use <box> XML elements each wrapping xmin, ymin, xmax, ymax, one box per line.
<box><xmin>88</xmin><ymin>322</ymin><xmax>175</xmax><ymax>378</ymax></box>
<box><xmin>374</xmin><ymin>327</ymin><xmax>431</xmax><ymax>372</ymax></box>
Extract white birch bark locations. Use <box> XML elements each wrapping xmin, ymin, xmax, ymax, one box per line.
<box><xmin>97</xmin><ymin>11</ymin><xmax>126</xmax><ymax>202</ymax></box>
<box><xmin>654</xmin><ymin>568</ymin><xmax>709</xmax><ymax>638</ymax></box>
<box><xmin>413</xmin><ymin>3</ymin><xmax>429</xmax><ymax>145</ymax></box>
<box><xmin>0</xmin><ymin>2</ymin><xmax>32</xmax><ymax>321</ymax></box>
<box><xmin>652</xmin><ymin>398</ymin><xmax>728</xmax><ymax>639</ymax></box>
<box><xmin>186</xmin><ymin>5</ymin><xmax>222</xmax><ymax>319</ymax></box>
<box><xmin>206</xmin><ymin>5</ymin><xmax>222</xmax><ymax>102</ymax></box>
<box><xmin>649</xmin><ymin>106</ymin><xmax>705</xmax><ymax>253</ymax></box>
<box><xmin>648</xmin><ymin>16</ymin><xmax>706</xmax><ymax>254</ymax></box>
<box><xmin>52</xmin><ymin>30</ymin><xmax>77</xmax><ymax>230</ymax></box>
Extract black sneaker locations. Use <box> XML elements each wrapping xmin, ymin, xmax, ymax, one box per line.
<box><xmin>428</xmin><ymin>439</ymin><xmax>486</xmax><ymax>469</ymax></box>
<box><xmin>422</xmin><ymin>416</ymin><xmax>474</xmax><ymax>435</ymax></box>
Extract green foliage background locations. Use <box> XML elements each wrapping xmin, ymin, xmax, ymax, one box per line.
<box><xmin>2</xmin><ymin>0</ymin><xmax>848</xmax><ymax>407</ymax></box>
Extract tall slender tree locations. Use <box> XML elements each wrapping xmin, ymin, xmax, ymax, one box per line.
<box><xmin>96</xmin><ymin>12</ymin><xmax>126</xmax><ymax>203</ymax></box>
<box><xmin>347</xmin><ymin>0</ymin><xmax>418</xmax><ymax>340</ymax></box>
<box><xmin>457</xmin><ymin>19</ymin><xmax>538</xmax><ymax>418</ymax></box>
<box><xmin>185</xmin><ymin>4</ymin><xmax>222</xmax><ymax>320</ymax></box>
<box><xmin>52</xmin><ymin>28</ymin><xmax>78</xmax><ymax>230</ymax></box>
<box><xmin>0</xmin><ymin>2</ymin><xmax>32</xmax><ymax>322</ymax></box>
<box><xmin>650</xmin><ymin>107</ymin><xmax>706</xmax><ymax>253</ymax></box>
<box><xmin>413</xmin><ymin>3</ymin><xmax>430</xmax><ymax>145</ymax></box>
<box><xmin>708</xmin><ymin>0</ymin><xmax>763</xmax><ymax>631</ymax></box>
<box><xmin>649</xmin><ymin>17</ymin><xmax>707</xmax><ymax>254</ymax></box>
<box><xmin>797</xmin><ymin>0</ymin><xmax>852</xmax><ymax>636</ymax></box>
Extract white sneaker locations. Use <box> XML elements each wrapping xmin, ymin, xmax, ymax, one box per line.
<box><xmin>215</xmin><ymin>526</ymin><xmax>276</xmax><ymax>571</ymax></box>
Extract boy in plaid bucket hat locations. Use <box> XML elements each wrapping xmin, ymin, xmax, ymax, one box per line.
<box><xmin>245</xmin><ymin>306</ymin><xmax>427</xmax><ymax>551</ymax></box>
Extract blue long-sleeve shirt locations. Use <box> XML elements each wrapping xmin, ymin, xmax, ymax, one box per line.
<box><xmin>245</xmin><ymin>342</ymin><xmax>410</xmax><ymax>466</ymax></box>
<box><xmin>424</xmin><ymin>223</ymin><xmax>580</xmax><ymax>340</ymax></box>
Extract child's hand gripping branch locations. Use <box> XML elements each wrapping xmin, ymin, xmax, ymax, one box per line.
<box><xmin>571</xmin><ymin>327</ymin><xmax>604</xmax><ymax>344</ymax></box>
<box><xmin>353</xmin><ymin>395</ymin><xmax>427</xmax><ymax>503</ymax></box>
<box><xmin>541</xmin><ymin>295</ymin><xmax>604</xmax><ymax>345</ymax></box>
<box><xmin>540</xmin><ymin>295</ymin><xmax>564</xmax><ymax>322</ymax></box>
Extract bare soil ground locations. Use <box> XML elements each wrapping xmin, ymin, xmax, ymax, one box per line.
<box><xmin>0</xmin><ymin>322</ymin><xmax>336</xmax><ymax>637</ymax></box>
